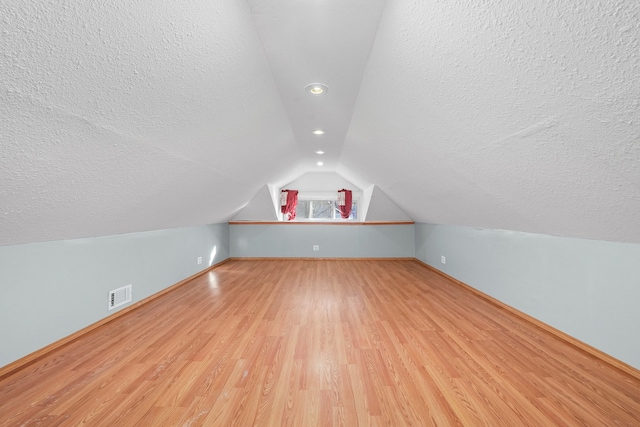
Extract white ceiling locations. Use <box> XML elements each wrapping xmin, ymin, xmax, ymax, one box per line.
<box><xmin>1</xmin><ymin>0</ymin><xmax>639</xmax><ymax>246</ymax></box>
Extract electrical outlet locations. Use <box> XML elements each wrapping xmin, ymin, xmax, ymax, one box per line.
<box><xmin>197</xmin><ymin>257</ymin><xmax>203</xmax><ymax>265</ymax></box>
<box><xmin>313</xmin><ymin>245</ymin><xmax>320</xmax><ymax>251</ymax></box>
<box><xmin>441</xmin><ymin>255</ymin><xmax>446</xmax><ymax>264</ymax></box>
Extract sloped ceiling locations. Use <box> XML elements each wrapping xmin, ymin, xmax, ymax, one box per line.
<box><xmin>1</xmin><ymin>0</ymin><xmax>639</xmax><ymax>246</ymax></box>
<box><xmin>340</xmin><ymin>1</ymin><xmax>640</xmax><ymax>243</ymax></box>
<box><xmin>1</xmin><ymin>0</ymin><xmax>300</xmax><ymax>246</ymax></box>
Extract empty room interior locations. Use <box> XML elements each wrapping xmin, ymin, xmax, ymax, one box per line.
<box><xmin>1</xmin><ymin>1</ymin><xmax>640</xmax><ymax>425</ymax></box>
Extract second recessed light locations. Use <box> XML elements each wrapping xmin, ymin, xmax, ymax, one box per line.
<box><xmin>305</xmin><ymin>83</ymin><xmax>328</xmax><ymax>96</ymax></box>
<box><xmin>313</xmin><ymin>130</ymin><xmax>325</xmax><ymax>135</ymax></box>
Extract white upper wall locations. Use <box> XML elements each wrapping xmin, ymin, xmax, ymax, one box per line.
<box><xmin>231</xmin><ymin>185</ymin><xmax>280</xmax><ymax>221</ymax></box>
<box><xmin>283</xmin><ymin>172</ymin><xmax>360</xmax><ymax>193</ymax></box>
<box><xmin>234</xmin><ymin>173</ymin><xmax>410</xmax><ymax>222</ymax></box>
<box><xmin>365</xmin><ymin>186</ymin><xmax>411</xmax><ymax>222</ymax></box>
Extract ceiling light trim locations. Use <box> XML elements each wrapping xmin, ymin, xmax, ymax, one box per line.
<box><xmin>305</xmin><ymin>83</ymin><xmax>329</xmax><ymax>96</ymax></box>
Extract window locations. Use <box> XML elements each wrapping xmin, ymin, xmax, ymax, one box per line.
<box><xmin>295</xmin><ymin>199</ymin><xmax>358</xmax><ymax>220</ymax></box>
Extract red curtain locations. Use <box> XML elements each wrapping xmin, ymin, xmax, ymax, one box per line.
<box><xmin>280</xmin><ymin>189</ymin><xmax>298</xmax><ymax>221</ymax></box>
<box><xmin>337</xmin><ymin>189</ymin><xmax>352</xmax><ymax>219</ymax></box>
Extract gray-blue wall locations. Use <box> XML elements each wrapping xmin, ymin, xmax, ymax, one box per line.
<box><xmin>230</xmin><ymin>223</ymin><xmax>415</xmax><ymax>258</ymax></box>
<box><xmin>415</xmin><ymin>223</ymin><xmax>640</xmax><ymax>370</ymax></box>
<box><xmin>5</xmin><ymin>220</ymin><xmax>638</xmax><ymax>373</ymax></box>
<box><xmin>0</xmin><ymin>223</ymin><xmax>229</xmax><ymax>368</ymax></box>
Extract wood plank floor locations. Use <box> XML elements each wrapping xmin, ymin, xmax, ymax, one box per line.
<box><xmin>1</xmin><ymin>259</ymin><xmax>639</xmax><ymax>426</ymax></box>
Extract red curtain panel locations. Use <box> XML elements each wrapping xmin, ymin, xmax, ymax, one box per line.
<box><xmin>337</xmin><ymin>189</ymin><xmax>352</xmax><ymax>219</ymax></box>
<box><xmin>280</xmin><ymin>189</ymin><xmax>298</xmax><ymax>220</ymax></box>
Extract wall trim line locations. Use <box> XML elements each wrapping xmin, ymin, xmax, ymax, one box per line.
<box><xmin>413</xmin><ymin>258</ymin><xmax>640</xmax><ymax>382</ymax></box>
<box><xmin>0</xmin><ymin>258</ymin><xmax>232</xmax><ymax>380</ymax></box>
<box><xmin>230</xmin><ymin>257</ymin><xmax>416</xmax><ymax>261</ymax></box>
<box><xmin>229</xmin><ymin>221</ymin><xmax>414</xmax><ymax>225</ymax></box>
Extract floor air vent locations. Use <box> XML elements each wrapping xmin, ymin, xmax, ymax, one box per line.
<box><xmin>108</xmin><ymin>284</ymin><xmax>132</xmax><ymax>310</ymax></box>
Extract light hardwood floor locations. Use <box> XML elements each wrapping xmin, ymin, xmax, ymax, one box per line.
<box><xmin>1</xmin><ymin>259</ymin><xmax>639</xmax><ymax>426</ymax></box>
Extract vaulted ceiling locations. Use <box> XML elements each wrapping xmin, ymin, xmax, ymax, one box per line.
<box><xmin>1</xmin><ymin>0</ymin><xmax>639</xmax><ymax>246</ymax></box>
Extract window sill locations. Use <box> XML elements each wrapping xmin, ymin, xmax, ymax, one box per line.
<box><xmin>229</xmin><ymin>221</ymin><xmax>415</xmax><ymax>226</ymax></box>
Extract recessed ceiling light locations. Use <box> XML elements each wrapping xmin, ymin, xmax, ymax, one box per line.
<box><xmin>316</xmin><ymin>161</ymin><xmax>324</xmax><ymax>166</ymax></box>
<box><xmin>305</xmin><ymin>83</ymin><xmax>328</xmax><ymax>96</ymax></box>
<box><xmin>312</xmin><ymin>130</ymin><xmax>325</xmax><ymax>135</ymax></box>
<box><xmin>315</xmin><ymin>151</ymin><xmax>325</xmax><ymax>155</ymax></box>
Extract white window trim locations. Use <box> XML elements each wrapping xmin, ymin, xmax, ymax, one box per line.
<box><xmin>292</xmin><ymin>191</ymin><xmax>362</xmax><ymax>222</ymax></box>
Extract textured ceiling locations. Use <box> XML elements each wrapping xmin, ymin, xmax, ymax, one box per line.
<box><xmin>1</xmin><ymin>0</ymin><xmax>639</xmax><ymax>246</ymax></box>
<box><xmin>340</xmin><ymin>0</ymin><xmax>640</xmax><ymax>242</ymax></box>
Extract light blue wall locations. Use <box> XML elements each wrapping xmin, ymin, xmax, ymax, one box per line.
<box><xmin>0</xmin><ymin>223</ymin><xmax>229</xmax><ymax>368</ymax></box>
<box><xmin>415</xmin><ymin>223</ymin><xmax>640</xmax><ymax>370</ymax></box>
<box><xmin>230</xmin><ymin>223</ymin><xmax>415</xmax><ymax>258</ymax></box>
<box><xmin>7</xmin><ymin>220</ymin><xmax>637</xmax><ymax>372</ymax></box>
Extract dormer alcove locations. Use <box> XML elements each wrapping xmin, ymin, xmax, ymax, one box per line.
<box><xmin>230</xmin><ymin>172</ymin><xmax>414</xmax><ymax>258</ymax></box>
<box><xmin>231</xmin><ymin>172</ymin><xmax>411</xmax><ymax>223</ymax></box>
